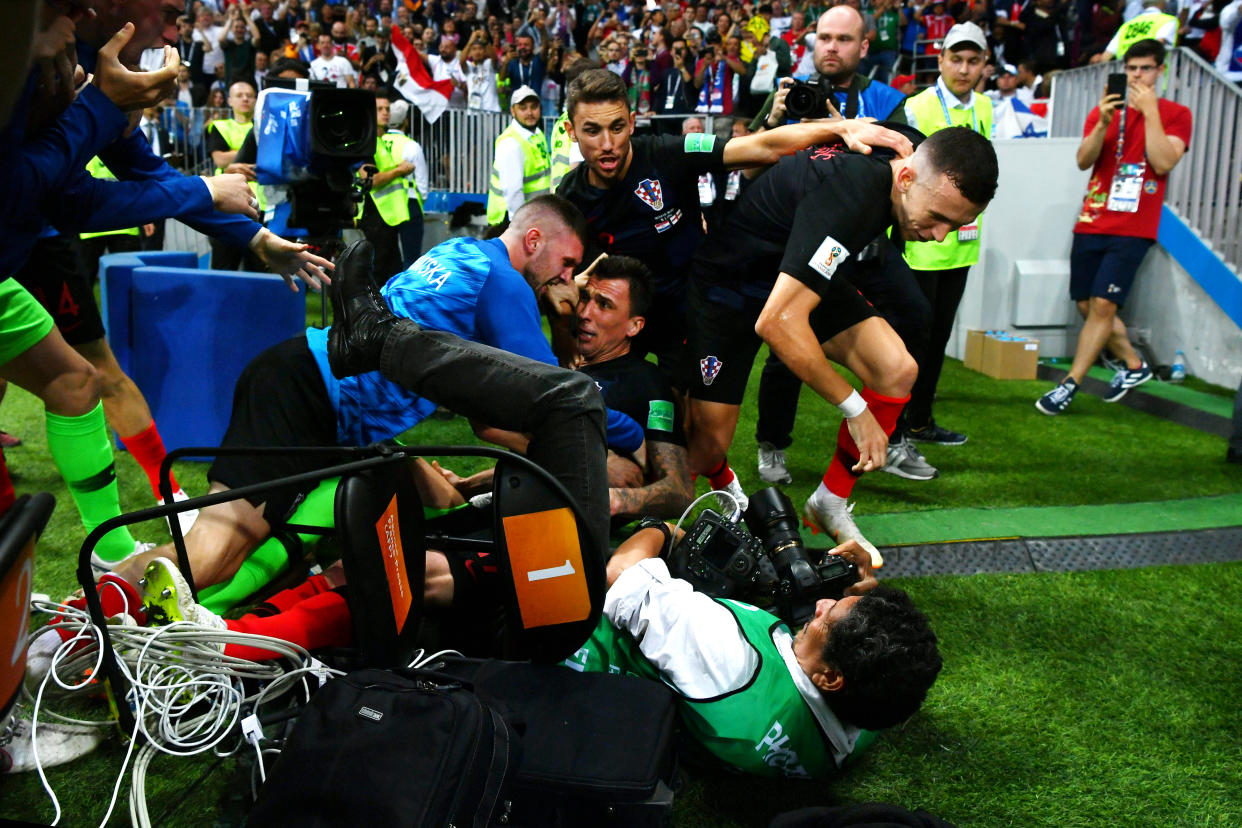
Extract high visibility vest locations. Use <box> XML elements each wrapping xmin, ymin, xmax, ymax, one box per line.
<box><xmin>486</xmin><ymin>122</ymin><xmax>551</xmax><ymax>225</ymax></box>
<box><xmin>1115</xmin><ymin>12</ymin><xmax>1179</xmax><ymax>58</ymax></box>
<box><xmin>79</xmin><ymin>157</ymin><xmax>140</xmax><ymax>239</ymax></box>
<box><xmin>902</xmin><ymin>86</ymin><xmax>993</xmax><ymax>271</ymax></box>
<box><xmin>388</xmin><ymin>130</ymin><xmax>426</xmax><ymax>211</ymax></box>
<box><xmin>365</xmin><ymin>131</ymin><xmax>413</xmax><ymax>227</ymax></box>
<box><xmin>549</xmin><ymin>112</ymin><xmax>574</xmax><ymax>191</ymax></box>
<box><xmin>210</xmin><ymin>118</ymin><xmax>266</xmax><ymax>212</ymax></box>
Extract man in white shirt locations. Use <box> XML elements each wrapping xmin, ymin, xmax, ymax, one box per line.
<box><xmin>388</xmin><ymin>100</ymin><xmax>431</xmax><ymax>266</ymax></box>
<box><xmin>487</xmin><ymin>85</ymin><xmax>551</xmax><ymax>225</ymax></box>
<box><xmin>310</xmin><ymin>35</ymin><xmax>358</xmax><ymax>88</ymax></box>
<box><xmin>428</xmin><ymin>37</ymin><xmax>468</xmax><ymax>108</ymax></box>
<box><xmin>194</xmin><ymin>8</ymin><xmax>225</xmax><ymax>82</ymax></box>
<box><xmin>1217</xmin><ymin>0</ymin><xmax>1242</xmax><ymax>81</ymax></box>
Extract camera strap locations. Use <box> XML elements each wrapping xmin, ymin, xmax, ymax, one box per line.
<box><xmin>830</xmin><ymin>80</ymin><xmax>861</xmax><ymax>119</ymax></box>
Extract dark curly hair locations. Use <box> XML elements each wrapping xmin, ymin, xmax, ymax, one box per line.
<box><xmin>821</xmin><ymin>585</ymin><xmax>942</xmax><ymax>730</ymax></box>
<box><xmin>590</xmin><ymin>255</ymin><xmax>653</xmax><ymax>318</ymax></box>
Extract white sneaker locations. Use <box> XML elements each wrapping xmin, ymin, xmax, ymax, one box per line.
<box><xmin>881</xmin><ymin>435</ymin><xmax>939</xmax><ymax>481</ymax></box>
<box><xmin>0</xmin><ymin>707</ymin><xmax>105</xmax><ymax>774</ymax></box>
<box><xmin>803</xmin><ymin>493</ymin><xmax>883</xmax><ymax>568</ymax></box>
<box><xmin>158</xmin><ymin>488</ymin><xmax>199</xmax><ymax>536</ymax></box>
<box><xmin>717</xmin><ymin>477</ymin><xmax>748</xmax><ymax>515</ymax></box>
<box><xmin>757</xmin><ymin>441</ymin><xmax>793</xmax><ymax>485</ymax></box>
<box><xmin>140</xmin><ymin>558</ymin><xmax>226</xmax><ymax>632</ymax></box>
<box><xmin>90</xmin><ymin>540</ymin><xmax>157</xmax><ymax>577</ymax></box>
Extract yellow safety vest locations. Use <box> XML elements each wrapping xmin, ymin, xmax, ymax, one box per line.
<box><xmin>549</xmin><ymin>112</ymin><xmax>574</xmax><ymax>191</ymax></box>
<box><xmin>79</xmin><ymin>157</ymin><xmax>140</xmax><ymax>239</ymax></box>
<box><xmin>364</xmin><ymin>132</ymin><xmax>413</xmax><ymax>227</ymax></box>
<box><xmin>486</xmin><ymin>122</ymin><xmax>551</xmax><ymax>225</ymax></box>
<box><xmin>210</xmin><ymin>118</ymin><xmax>266</xmax><ymax>212</ymax></box>
<box><xmin>388</xmin><ymin>130</ymin><xmax>425</xmax><ymax>211</ymax></box>
<box><xmin>902</xmin><ymin>86</ymin><xmax>993</xmax><ymax>271</ymax></box>
<box><xmin>1115</xmin><ymin>12</ymin><xmax>1178</xmax><ymax>58</ymax></box>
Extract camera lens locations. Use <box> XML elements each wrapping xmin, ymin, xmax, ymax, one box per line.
<box><xmin>743</xmin><ymin>487</ymin><xmax>803</xmax><ymax>558</ymax></box>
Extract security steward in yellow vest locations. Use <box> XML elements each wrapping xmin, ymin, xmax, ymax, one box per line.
<box><xmin>899</xmin><ymin>22</ymin><xmax>994</xmax><ymax>450</ymax></box>
<box><xmin>549</xmin><ymin>110</ymin><xmax>574</xmax><ymax>191</ymax></box>
<box><xmin>78</xmin><ymin>156</ymin><xmax>143</xmax><ymax>280</ymax></box>
<box><xmin>205</xmin><ymin>80</ymin><xmax>266</xmax><ymax>271</ymax></box>
<box><xmin>358</xmin><ymin>92</ymin><xmax>418</xmax><ymax>280</ymax></box>
<box><xmin>486</xmin><ymin>85</ymin><xmax>551</xmax><ymax>226</ymax></box>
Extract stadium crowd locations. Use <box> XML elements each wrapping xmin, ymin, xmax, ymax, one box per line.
<box><xmin>0</xmin><ymin>0</ymin><xmax>1235</xmax><ymax>817</ymax></box>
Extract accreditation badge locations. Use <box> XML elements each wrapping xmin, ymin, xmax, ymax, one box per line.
<box><xmin>1106</xmin><ymin>162</ymin><xmax>1146</xmax><ymax>213</ymax></box>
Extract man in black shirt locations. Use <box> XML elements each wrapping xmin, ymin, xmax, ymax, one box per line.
<box><xmin>573</xmin><ymin>256</ymin><xmax>694</xmax><ymax>523</ymax></box>
<box><xmin>556</xmin><ymin>68</ymin><xmax>912</xmax><ymax>505</ymax></box>
<box><xmin>684</xmin><ymin>126</ymin><xmax>998</xmax><ymax>566</ymax></box>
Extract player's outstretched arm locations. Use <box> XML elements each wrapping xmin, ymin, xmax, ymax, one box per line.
<box><xmin>247</xmin><ymin>228</ymin><xmax>334</xmax><ymax>292</ymax></box>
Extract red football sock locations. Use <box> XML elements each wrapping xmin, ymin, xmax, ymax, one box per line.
<box><xmin>249</xmin><ymin>574</ymin><xmax>333</xmax><ymax>617</ymax></box>
<box><xmin>49</xmin><ymin>574</ymin><xmax>147</xmax><ymax>643</ymax></box>
<box><xmin>706</xmin><ymin>457</ymin><xmax>735</xmax><ymax>489</ymax></box>
<box><xmin>119</xmin><ymin>421</ymin><xmax>179</xmax><ymax>500</ymax></box>
<box><xmin>0</xmin><ymin>448</ymin><xmax>14</xmax><ymax>516</ymax></box>
<box><xmin>224</xmin><ymin>588</ymin><xmax>353</xmax><ymax>661</ymax></box>
<box><xmin>821</xmin><ymin>388</ymin><xmax>910</xmax><ymax>498</ymax></box>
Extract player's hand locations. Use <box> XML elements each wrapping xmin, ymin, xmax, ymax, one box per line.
<box><xmin>542</xmin><ymin>278</ymin><xmax>579</xmax><ymax>316</ymax></box>
<box><xmin>1097</xmin><ymin>91</ymin><xmax>1123</xmax><ymax>126</ymax></box>
<box><xmin>94</xmin><ymin>23</ymin><xmax>180</xmax><ymax>111</ymax></box>
<box><xmin>430</xmin><ymin>460</ymin><xmax>466</xmax><ymax>488</ymax></box>
<box><xmin>825</xmin><ymin>539</ymin><xmax>879</xmax><ymax>595</ymax></box>
<box><xmin>844</xmin><ymin>407</ymin><xmax>888</xmax><ymax>473</ymax></box>
<box><xmin>224</xmin><ymin>162</ymin><xmax>257</xmax><ymax>180</ymax></box>
<box><xmin>831</xmin><ymin>117</ymin><xmax>913</xmax><ymax>157</ymax></box>
<box><xmin>248</xmin><ymin>228</ymin><xmax>335</xmax><ymax>292</ymax></box>
<box><xmin>202</xmin><ymin>173</ymin><xmax>261</xmax><ymax>220</ymax></box>
<box><xmin>572</xmin><ymin>252</ymin><xmax>608</xmax><ymax>288</ymax></box>
<box><xmin>607</xmin><ymin>451</ymin><xmax>646</xmax><ymax>489</ymax></box>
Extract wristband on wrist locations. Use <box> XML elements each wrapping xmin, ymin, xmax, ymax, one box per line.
<box><xmin>634</xmin><ymin>517</ymin><xmax>673</xmax><ymax>557</ymax></box>
<box><xmin>837</xmin><ymin>389</ymin><xmax>867</xmax><ymax>419</ymax></box>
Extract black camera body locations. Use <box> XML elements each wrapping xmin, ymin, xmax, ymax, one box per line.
<box><xmin>784</xmin><ymin>79</ymin><xmax>829</xmax><ymax>120</ymax></box>
<box><xmin>666</xmin><ymin>488</ymin><xmax>859</xmax><ymax>626</ymax></box>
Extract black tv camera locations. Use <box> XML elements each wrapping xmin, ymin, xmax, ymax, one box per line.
<box><xmin>666</xmin><ymin>487</ymin><xmax>860</xmax><ymax>626</ymax></box>
<box><xmin>784</xmin><ymin>79</ymin><xmax>829</xmax><ymax>120</ymax></box>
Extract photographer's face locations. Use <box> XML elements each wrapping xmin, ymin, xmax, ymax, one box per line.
<box><xmin>568</xmin><ymin>99</ymin><xmax>635</xmax><ymax>188</ymax></box>
<box><xmin>792</xmin><ymin>595</ymin><xmax>862</xmax><ymax>678</ymax></box>
<box><xmin>813</xmin><ymin>7</ymin><xmax>868</xmax><ymax>83</ymax></box>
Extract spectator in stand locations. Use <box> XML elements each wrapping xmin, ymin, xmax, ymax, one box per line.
<box><xmin>361</xmin><ymin>28</ymin><xmax>398</xmax><ymax>89</ymax></box>
<box><xmin>204</xmin><ymin>85</ymin><xmax>229</xmax><ymax>126</ymax></box>
<box><xmin>429</xmin><ymin>36</ymin><xmax>469</xmax><ymax>108</ymax></box>
<box><xmin>1218</xmin><ymin>0</ymin><xmax>1242</xmax><ymax>81</ymax></box>
<box><xmin>293</xmin><ymin>21</ymin><xmax>316</xmax><ymax>63</ymax></box>
<box><xmin>254</xmin><ymin>50</ymin><xmax>270</xmax><ymax>90</ymax></box>
<box><xmin>548</xmin><ymin>0</ymin><xmax>577</xmax><ymax>48</ymax></box>
<box><xmin>994</xmin><ymin>0</ymin><xmax>1030</xmax><ymax>64</ymax></box>
<box><xmin>695</xmin><ymin>31</ymin><xmax>748</xmax><ymax>115</ymax></box>
<box><xmin>1037</xmin><ymin>40</ymin><xmax>1191</xmax><ymax>416</ymax></box>
<box><xmin>691</xmin><ymin>3</ymin><xmax>714</xmax><ymax>38</ymax></box>
<box><xmin>987</xmin><ymin>60</ymin><xmax>1022</xmax><ymax>102</ymax></box>
<box><xmin>195</xmin><ymin>7</ymin><xmax>225</xmax><ymax>86</ymax></box>
<box><xmin>916</xmin><ymin>0</ymin><xmax>956</xmax><ymax>55</ymax></box>
<box><xmin>331</xmin><ymin>20</ymin><xmax>361</xmax><ymax>67</ymax></box>
<box><xmin>654</xmin><ymin>34</ymin><xmax>698</xmax><ymax>130</ymax></box>
<box><xmin>357</xmin><ymin>15</ymin><xmax>381</xmax><ymax>54</ymax></box>
<box><xmin>253</xmin><ymin>2</ymin><xmax>288</xmax><ymax>53</ymax></box>
<box><xmin>504</xmin><ymin>33</ymin><xmax>547</xmax><ymax>94</ymax></box>
<box><xmin>310</xmin><ymin>33</ymin><xmax>358</xmax><ymax>87</ymax></box>
<box><xmin>863</xmin><ymin>0</ymin><xmax>905</xmax><ymax>81</ymax></box>
<box><xmin>742</xmin><ymin>28</ymin><xmax>781</xmax><ymax>116</ymax></box>
<box><xmin>518</xmin><ymin>4</ymin><xmax>551</xmax><ymax>51</ymax></box>
<box><xmin>174</xmin><ymin>15</ymin><xmax>207</xmax><ymax>98</ymax></box>
<box><xmin>1091</xmin><ymin>0</ymin><xmax>1179</xmax><ymax>61</ymax></box>
<box><xmin>603</xmin><ymin>36</ymin><xmax>630</xmax><ymax>74</ymax></box>
<box><xmin>1020</xmin><ymin>0</ymin><xmax>1069</xmax><ymax>72</ymax></box>
<box><xmin>220</xmin><ymin>3</ymin><xmax>262</xmax><ymax>86</ymax></box>
<box><xmin>1015</xmin><ymin>59</ymin><xmax>1040</xmax><ymax>101</ymax></box>
<box><xmin>622</xmin><ymin>42</ymin><xmax>658</xmax><ymax>131</ymax></box>
<box><xmin>463</xmin><ymin>30</ymin><xmax>503</xmax><ymax>111</ymax></box>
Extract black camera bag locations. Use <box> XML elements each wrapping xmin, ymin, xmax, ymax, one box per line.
<box><xmin>248</xmin><ymin>667</ymin><xmax>518</xmax><ymax>828</ymax></box>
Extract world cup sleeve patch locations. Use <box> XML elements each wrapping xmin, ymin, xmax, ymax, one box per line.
<box><xmin>647</xmin><ymin>399</ymin><xmax>674</xmax><ymax>432</ymax></box>
<box><xmin>808</xmin><ymin>235</ymin><xmax>850</xmax><ymax>281</ymax></box>
<box><xmin>683</xmin><ymin>133</ymin><xmax>717</xmax><ymax>153</ymax></box>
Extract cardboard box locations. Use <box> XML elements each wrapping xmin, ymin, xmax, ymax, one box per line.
<box><xmin>964</xmin><ymin>329</ymin><xmax>986</xmax><ymax>372</ymax></box>
<box><xmin>979</xmin><ymin>335</ymin><xmax>1040</xmax><ymax>380</ymax></box>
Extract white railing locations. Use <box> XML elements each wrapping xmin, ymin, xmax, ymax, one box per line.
<box><xmin>1050</xmin><ymin>48</ymin><xmax>1242</xmax><ymax>272</ymax></box>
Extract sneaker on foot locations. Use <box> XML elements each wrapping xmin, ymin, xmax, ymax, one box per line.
<box><xmin>1035</xmin><ymin>379</ymin><xmax>1078</xmax><ymax>416</ymax></box>
<box><xmin>140</xmin><ymin>559</ymin><xmax>226</xmax><ymax>631</ymax></box>
<box><xmin>907</xmin><ymin>419</ymin><xmax>967</xmax><ymax>446</ymax></box>
<box><xmin>803</xmin><ymin>496</ymin><xmax>883</xmax><ymax>568</ymax></box>
<box><xmin>326</xmin><ymin>240</ymin><xmax>404</xmax><ymax>379</ymax></box>
<box><xmin>159</xmin><ymin>489</ymin><xmax>199</xmax><ymax>537</ymax></box>
<box><xmin>881</xmin><ymin>436</ymin><xmax>939</xmax><ymax>481</ymax></box>
<box><xmin>0</xmin><ymin>708</ymin><xmax>105</xmax><ymax>774</ymax></box>
<box><xmin>757</xmin><ymin>441</ymin><xmax>793</xmax><ymax>485</ymax></box>
<box><xmin>90</xmin><ymin>540</ymin><xmax>157</xmax><ymax>577</ymax></box>
<box><xmin>1103</xmin><ymin>361</ymin><xmax>1153</xmax><ymax>403</ymax></box>
<box><xmin>717</xmin><ymin>477</ymin><xmax>748</xmax><ymax>515</ymax></box>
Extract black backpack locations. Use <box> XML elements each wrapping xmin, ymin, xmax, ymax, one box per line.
<box><xmin>248</xmin><ymin>668</ymin><xmax>518</xmax><ymax>828</ymax></box>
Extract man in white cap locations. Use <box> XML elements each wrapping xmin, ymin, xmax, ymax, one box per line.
<box><xmin>387</xmin><ymin>98</ymin><xmax>430</xmax><ymax>267</ymax></box>
<box><xmin>886</xmin><ymin>21</ymin><xmax>993</xmax><ymax>477</ymax></box>
<box><xmin>487</xmin><ymin>85</ymin><xmax>551</xmax><ymax>226</ymax></box>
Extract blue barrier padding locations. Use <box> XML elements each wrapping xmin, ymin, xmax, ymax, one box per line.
<box><xmin>1158</xmin><ymin>206</ymin><xmax>1242</xmax><ymax>330</ymax></box>
<box><xmin>116</xmin><ymin>265</ymin><xmax>306</xmax><ymax>452</ymax></box>
<box><xmin>99</xmin><ymin>251</ymin><xmax>198</xmax><ymax>376</ymax></box>
<box><xmin>423</xmin><ymin>192</ymin><xmax>486</xmax><ymax>214</ymax></box>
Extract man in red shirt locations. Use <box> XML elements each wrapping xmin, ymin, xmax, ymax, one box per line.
<box><xmin>1036</xmin><ymin>39</ymin><xmax>1191</xmax><ymax>415</ymax></box>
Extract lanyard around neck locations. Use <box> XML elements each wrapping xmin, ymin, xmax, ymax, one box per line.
<box><xmin>935</xmin><ymin>83</ymin><xmax>979</xmax><ymax>134</ymax></box>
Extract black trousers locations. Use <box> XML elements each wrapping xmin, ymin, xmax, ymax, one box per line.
<box><xmin>755</xmin><ymin>250</ymin><xmax>932</xmax><ymax>448</ymax></box>
<box><xmin>359</xmin><ymin>198</ymin><xmax>405</xmax><ymax>282</ymax></box>
<box><xmin>379</xmin><ymin>322</ymin><xmax>611</xmax><ymax>568</ymax></box>
<box><xmin>210</xmin><ymin>237</ymin><xmax>266</xmax><ymax>272</ymax></box>
<box><xmin>903</xmin><ymin>264</ymin><xmax>970</xmax><ymax>429</ymax></box>
<box><xmin>398</xmin><ymin>202</ymin><xmax>425</xmax><ymax>269</ymax></box>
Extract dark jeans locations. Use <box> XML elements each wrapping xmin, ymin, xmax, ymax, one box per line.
<box><xmin>755</xmin><ymin>250</ymin><xmax>932</xmax><ymax>447</ymax></box>
<box><xmin>903</xmin><ymin>265</ymin><xmax>970</xmax><ymax>430</ymax></box>
<box><xmin>210</xmin><ymin>238</ymin><xmax>266</xmax><ymax>272</ymax></box>
<box><xmin>398</xmin><ymin>202</ymin><xmax>425</xmax><ymax>269</ymax></box>
<box><xmin>358</xmin><ymin>199</ymin><xmax>404</xmax><ymax>282</ymax></box>
<box><xmin>378</xmin><ymin>322</ymin><xmax>610</xmax><ymax>567</ymax></box>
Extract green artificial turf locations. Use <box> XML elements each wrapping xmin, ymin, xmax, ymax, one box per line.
<box><xmin>1</xmin><ymin>321</ymin><xmax>1240</xmax><ymax>825</ymax></box>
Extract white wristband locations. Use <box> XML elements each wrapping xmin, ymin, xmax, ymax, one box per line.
<box><xmin>837</xmin><ymin>389</ymin><xmax>867</xmax><ymax>419</ymax></box>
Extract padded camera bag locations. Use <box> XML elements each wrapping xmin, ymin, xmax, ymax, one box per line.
<box><xmin>248</xmin><ymin>668</ymin><xmax>517</xmax><ymax>828</ymax></box>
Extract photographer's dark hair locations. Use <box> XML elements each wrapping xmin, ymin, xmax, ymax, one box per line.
<box><xmin>270</xmin><ymin>57</ymin><xmax>310</xmax><ymax>78</ymax></box>
<box><xmin>512</xmin><ymin>194</ymin><xmax>589</xmax><ymax>247</ymax></box>
<box><xmin>920</xmin><ymin>126</ymin><xmax>999</xmax><ymax>206</ymax></box>
<box><xmin>821</xmin><ymin>585</ymin><xmax>942</xmax><ymax>730</ymax></box>
<box><xmin>1125</xmin><ymin>38</ymin><xmax>1166</xmax><ymax>65</ymax></box>
<box><xmin>592</xmin><ymin>255</ymin><xmax>654</xmax><ymax>318</ymax></box>
<box><xmin>567</xmin><ymin>68</ymin><xmax>631</xmax><ymax>120</ymax></box>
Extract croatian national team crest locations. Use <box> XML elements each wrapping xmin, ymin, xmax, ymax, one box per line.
<box><xmin>700</xmin><ymin>355</ymin><xmax>723</xmax><ymax>386</ymax></box>
<box><xmin>634</xmin><ymin>178</ymin><xmax>664</xmax><ymax>211</ymax></box>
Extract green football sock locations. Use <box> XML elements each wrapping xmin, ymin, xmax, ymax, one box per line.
<box><xmin>198</xmin><ymin>478</ymin><xmax>341</xmax><ymax>613</ymax></box>
<box><xmin>45</xmin><ymin>402</ymin><xmax>137</xmax><ymax>561</ymax></box>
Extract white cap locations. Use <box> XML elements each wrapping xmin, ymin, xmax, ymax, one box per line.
<box><xmin>389</xmin><ymin>99</ymin><xmax>410</xmax><ymax>127</ymax></box>
<box><xmin>511</xmin><ymin>85</ymin><xmax>540</xmax><ymax>104</ymax></box>
<box><xmin>999</xmin><ymin>62</ymin><xmax>1018</xmax><ymax>75</ymax></box>
<box><xmin>942</xmin><ymin>22</ymin><xmax>988</xmax><ymax>52</ymax></box>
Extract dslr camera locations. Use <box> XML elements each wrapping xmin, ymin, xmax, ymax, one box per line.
<box><xmin>784</xmin><ymin>79</ymin><xmax>829</xmax><ymax>120</ymax></box>
<box><xmin>667</xmin><ymin>487</ymin><xmax>859</xmax><ymax>626</ymax></box>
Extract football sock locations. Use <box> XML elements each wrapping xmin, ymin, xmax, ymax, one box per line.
<box><xmin>119</xmin><ymin>421</ymin><xmax>179</xmax><ymax>501</ymax></box>
<box><xmin>46</xmin><ymin>402</ymin><xmax>138</xmax><ymax>561</ymax></box>
<box><xmin>224</xmin><ymin>588</ymin><xmax>353</xmax><ymax>661</ymax></box>
<box><xmin>822</xmin><ymin>388</ymin><xmax>909</xmax><ymax>498</ymax></box>
<box><xmin>706</xmin><ymin>458</ymin><xmax>736</xmax><ymax>490</ymax></box>
<box><xmin>248</xmin><ymin>574</ymin><xmax>333</xmax><ymax>617</ymax></box>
